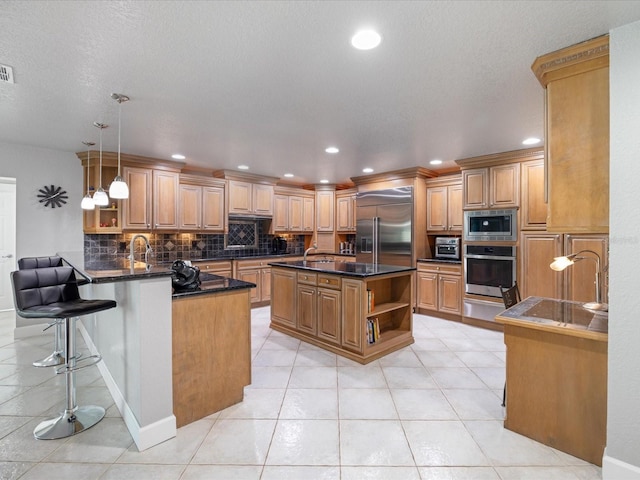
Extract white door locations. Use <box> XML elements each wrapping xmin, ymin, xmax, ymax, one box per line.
<box><xmin>0</xmin><ymin>178</ymin><xmax>16</xmax><ymax>311</ymax></box>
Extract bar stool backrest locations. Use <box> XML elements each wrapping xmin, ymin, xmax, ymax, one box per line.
<box><xmin>18</xmin><ymin>256</ymin><xmax>63</xmax><ymax>270</ymax></box>
<box><xmin>12</xmin><ymin>267</ymin><xmax>81</xmax><ymax>316</ymax></box>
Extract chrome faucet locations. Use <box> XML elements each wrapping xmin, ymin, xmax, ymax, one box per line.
<box><xmin>303</xmin><ymin>244</ymin><xmax>318</xmax><ymax>264</ymax></box>
<box><xmin>129</xmin><ymin>234</ymin><xmax>152</xmax><ymax>269</ymax></box>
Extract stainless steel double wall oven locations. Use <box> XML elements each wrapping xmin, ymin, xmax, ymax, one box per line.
<box><xmin>463</xmin><ymin>209</ymin><xmax>517</xmax><ymax>298</ymax></box>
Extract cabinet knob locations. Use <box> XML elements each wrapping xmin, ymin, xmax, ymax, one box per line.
<box><xmin>325</xmin><ymin>279</ymin><xmax>329</xmax><ymax>283</ymax></box>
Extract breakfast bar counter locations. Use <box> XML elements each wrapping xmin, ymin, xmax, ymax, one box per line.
<box><xmin>495</xmin><ymin>296</ymin><xmax>608</xmax><ymax>466</ymax></box>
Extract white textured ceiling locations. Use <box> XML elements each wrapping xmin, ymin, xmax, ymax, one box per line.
<box><xmin>2</xmin><ymin>1</ymin><xmax>640</xmax><ymax>185</ymax></box>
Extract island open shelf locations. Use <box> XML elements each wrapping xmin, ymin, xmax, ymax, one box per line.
<box><xmin>269</xmin><ymin>261</ymin><xmax>415</xmax><ymax>364</ymax></box>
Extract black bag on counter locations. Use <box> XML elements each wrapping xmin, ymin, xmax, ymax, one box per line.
<box><xmin>171</xmin><ymin>260</ymin><xmax>201</xmax><ymax>291</ymax></box>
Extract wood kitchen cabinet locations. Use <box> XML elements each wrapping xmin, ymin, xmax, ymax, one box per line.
<box><xmin>227</xmin><ymin>180</ymin><xmax>274</xmax><ymax>216</ymax></box>
<box><xmin>270</xmin><ymin>266</ymin><xmax>413</xmax><ymax>364</ymax></box>
<box><xmin>426</xmin><ymin>176</ymin><xmax>462</xmax><ymax>232</ymax></box>
<box><xmin>233</xmin><ymin>258</ymin><xmax>271</xmax><ymax>306</ymax></box>
<box><xmin>532</xmin><ymin>35</ymin><xmax>609</xmax><ymax>233</ymax></box>
<box><xmin>121</xmin><ymin>165</ymin><xmax>180</xmax><ymax>230</ymax></box>
<box><xmin>336</xmin><ymin>189</ymin><xmax>357</xmax><ymax>232</ymax></box>
<box><xmin>178</xmin><ymin>175</ymin><xmax>225</xmax><ymax>232</ymax></box>
<box><xmin>272</xmin><ymin>187</ymin><xmax>315</xmax><ymax>233</ymax></box>
<box><xmin>315</xmin><ymin>188</ymin><xmax>335</xmax><ymax>232</ymax></box>
<box><xmin>79</xmin><ymin>152</ymin><xmax>122</xmax><ymax>233</ymax></box>
<box><xmin>520</xmin><ymin>232</ymin><xmax>608</xmax><ymax>303</ymax></box>
<box><xmin>416</xmin><ymin>261</ymin><xmax>462</xmax><ymax>317</ymax></box>
<box><xmin>462</xmin><ymin>164</ymin><xmax>520</xmax><ymax>210</ymax></box>
<box><xmin>520</xmin><ymin>159</ymin><xmax>546</xmax><ymax>230</ymax></box>
<box><xmin>192</xmin><ymin>260</ymin><xmax>232</xmax><ymax>279</ymax></box>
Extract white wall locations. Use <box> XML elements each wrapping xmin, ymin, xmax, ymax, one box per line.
<box><xmin>604</xmin><ymin>20</ymin><xmax>640</xmax><ymax>479</ymax></box>
<box><xmin>0</xmin><ymin>141</ymin><xmax>84</xmax><ymax>259</ymax></box>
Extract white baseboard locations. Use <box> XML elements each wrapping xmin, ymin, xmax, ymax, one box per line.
<box><xmin>603</xmin><ymin>450</ymin><xmax>640</xmax><ymax>479</ymax></box>
<box><xmin>78</xmin><ymin>322</ymin><xmax>176</xmax><ymax>451</ymax></box>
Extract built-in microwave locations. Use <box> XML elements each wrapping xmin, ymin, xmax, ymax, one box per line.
<box><xmin>464</xmin><ymin>209</ymin><xmax>517</xmax><ymax>242</ymax></box>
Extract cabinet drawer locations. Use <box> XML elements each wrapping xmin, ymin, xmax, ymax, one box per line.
<box><xmin>297</xmin><ymin>272</ymin><xmax>318</xmax><ymax>285</ymax></box>
<box><xmin>418</xmin><ymin>262</ymin><xmax>461</xmax><ymax>275</ymax></box>
<box><xmin>236</xmin><ymin>259</ymin><xmax>270</xmax><ymax>269</ymax></box>
<box><xmin>194</xmin><ymin>261</ymin><xmax>232</xmax><ymax>272</ymax></box>
<box><xmin>317</xmin><ymin>274</ymin><xmax>341</xmax><ymax>290</ymax></box>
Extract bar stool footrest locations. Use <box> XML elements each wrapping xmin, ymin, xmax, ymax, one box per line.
<box><xmin>33</xmin><ymin>405</ymin><xmax>106</xmax><ymax>440</ymax></box>
<box><xmin>54</xmin><ymin>354</ymin><xmax>101</xmax><ymax>375</ymax></box>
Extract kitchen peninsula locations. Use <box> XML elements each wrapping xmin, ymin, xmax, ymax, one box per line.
<box><xmin>269</xmin><ymin>260</ymin><xmax>415</xmax><ymax>364</ymax></box>
<box><xmin>58</xmin><ymin>252</ymin><xmax>255</xmax><ymax>450</ymax></box>
<box><xmin>495</xmin><ymin>296</ymin><xmax>608</xmax><ymax>466</ymax></box>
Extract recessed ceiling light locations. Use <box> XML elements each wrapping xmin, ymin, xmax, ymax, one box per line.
<box><xmin>320</xmin><ymin>179</ymin><xmax>329</xmax><ymax>184</ymax></box>
<box><xmin>171</xmin><ymin>153</ymin><xmax>186</xmax><ymax>160</ymax></box>
<box><xmin>351</xmin><ymin>29</ymin><xmax>382</xmax><ymax>50</ymax></box>
<box><xmin>325</xmin><ymin>146</ymin><xmax>339</xmax><ymax>154</ymax></box>
<box><xmin>284</xmin><ymin>173</ymin><xmax>294</xmax><ymax>178</ymax></box>
<box><xmin>238</xmin><ymin>165</ymin><xmax>249</xmax><ymax>170</ymax></box>
<box><xmin>430</xmin><ymin>159</ymin><xmax>443</xmax><ymax>165</ymax></box>
<box><xmin>522</xmin><ymin>137</ymin><xmax>541</xmax><ymax>145</ymax></box>
<box><xmin>362</xmin><ymin>167</ymin><xmax>374</xmax><ymax>173</ymax></box>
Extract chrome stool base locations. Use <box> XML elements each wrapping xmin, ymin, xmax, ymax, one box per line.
<box><xmin>33</xmin><ymin>351</ymin><xmax>65</xmax><ymax>368</ymax></box>
<box><xmin>34</xmin><ymin>405</ymin><xmax>106</xmax><ymax>440</ymax></box>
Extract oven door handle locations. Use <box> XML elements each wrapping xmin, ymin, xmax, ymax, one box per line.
<box><xmin>465</xmin><ymin>254</ymin><xmax>516</xmax><ymax>261</ymax></box>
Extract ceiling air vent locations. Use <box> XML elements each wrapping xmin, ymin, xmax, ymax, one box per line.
<box><xmin>0</xmin><ymin>64</ymin><xmax>15</xmax><ymax>84</ymax></box>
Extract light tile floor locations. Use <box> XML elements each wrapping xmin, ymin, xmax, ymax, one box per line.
<box><xmin>0</xmin><ymin>308</ymin><xmax>603</xmax><ymax>479</ymax></box>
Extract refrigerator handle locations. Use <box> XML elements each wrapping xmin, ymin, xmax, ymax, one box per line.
<box><xmin>373</xmin><ymin>217</ymin><xmax>379</xmax><ymax>265</ymax></box>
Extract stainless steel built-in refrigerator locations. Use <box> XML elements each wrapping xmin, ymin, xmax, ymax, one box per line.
<box><xmin>356</xmin><ymin>187</ymin><xmax>413</xmax><ymax>266</ymax></box>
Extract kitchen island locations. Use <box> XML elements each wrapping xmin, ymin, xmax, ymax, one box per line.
<box><xmin>269</xmin><ymin>260</ymin><xmax>415</xmax><ymax>364</ymax></box>
<box><xmin>59</xmin><ymin>253</ymin><xmax>254</xmax><ymax>449</ymax></box>
<box><xmin>495</xmin><ymin>296</ymin><xmax>608</xmax><ymax>466</ymax></box>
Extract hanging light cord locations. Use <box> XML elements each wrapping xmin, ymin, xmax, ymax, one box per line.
<box><xmin>98</xmin><ymin>126</ymin><xmax>103</xmax><ymax>187</ymax></box>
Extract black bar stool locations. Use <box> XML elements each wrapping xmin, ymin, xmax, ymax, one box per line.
<box><xmin>11</xmin><ymin>265</ymin><xmax>116</xmax><ymax>439</ymax></box>
<box><xmin>18</xmin><ymin>256</ymin><xmax>68</xmax><ymax>367</ymax></box>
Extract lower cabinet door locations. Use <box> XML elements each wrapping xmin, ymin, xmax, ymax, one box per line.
<box><xmin>417</xmin><ymin>271</ymin><xmax>438</xmax><ymax>311</ymax></box>
<box><xmin>297</xmin><ymin>285</ymin><xmax>317</xmax><ymax>335</ymax></box>
<box><xmin>237</xmin><ymin>269</ymin><xmax>260</xmax><ymax>303</ymax></box>
<box><xmin>438</xmin><ymin>274</ymin><xmax>462</xmax><ymax>315</ymax></box>
<box><xmin>317</xmin><ymin>288</ymin><xmax>341</xmax><ymax>345</ymax></box>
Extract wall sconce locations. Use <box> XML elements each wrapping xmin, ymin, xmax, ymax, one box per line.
<box><xmin>550</xmin><ymin>249</ymin><xmax>608</xmax><ymax>312</ymax></box>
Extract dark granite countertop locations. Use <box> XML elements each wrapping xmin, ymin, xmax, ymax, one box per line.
<box><xmin>495</xmin><ymin>296</ymin><xmax>608</xmax><ymax>340</ymax></box>
<box><xmin>192</xmin><ymin>252</ymin><xmax>356</xmax><ymax>262</ymax></box>
<box><xmin>417</xmin><ymin>258</ymin><xmax>462</xmax><ymax>264</ymax></box>
<box><xmin>58</xmin><ymin>252</ymin><xmax>255</xmax><ymax>297</ymax></box>
<box><xmin>269</xmin><ymin>260</ymin><xmax>415</xmax><ymax>277</ymax></box>
<box><xmin>172</xmin><ymin>273</ymin><xmax>256</xmax><ymax>298</ymax></box>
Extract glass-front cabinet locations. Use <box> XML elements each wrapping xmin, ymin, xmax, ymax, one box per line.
<box><xmin>79</xmin><ymin>151</ymin><xmax>122</xmax><ymax>234</ymax></box>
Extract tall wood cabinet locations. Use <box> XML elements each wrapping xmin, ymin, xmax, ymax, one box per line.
<box><xmin>532</xmin><ymin>35</ymin><xmax>609</xmax><ymax>233</ymax></box>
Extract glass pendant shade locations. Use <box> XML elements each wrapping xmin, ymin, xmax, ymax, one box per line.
<box><xmin>110</xmin><ymin>93</ymin><xmax>130</xmax><ymax>199</ymax></box>
<box><xmin>109</xmin><ymin>176</ymin><xmax>129</xmax><ymax>199</ymax></box>
<box><xmin>81</xmin><ymin>141</ymin><xmax>96</xmax><ymax>210</ymax></box>
<box><xmin>81</xmin><ymin>193</ymin><xmax>95</xmax><ymax>210</ymax></box>
<box><xmin>93</xmin><ymin>187</ymin><xmax>109</xmax><ymax>206</ymax></box>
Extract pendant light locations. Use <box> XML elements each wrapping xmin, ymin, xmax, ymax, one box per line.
<box><xmin>92</xmin><ymin>122</ymin><xmax>109</xmax><ymax>206</ymax></box>
<box><xmin>80</xmin><ymin>141</ymin><xmax>96</xmax><ymax>210</ymax></box>
<box><xmin>109</xmin><ymin>93</ymin><xmax>130</xmax><ymax>199</ymax></box>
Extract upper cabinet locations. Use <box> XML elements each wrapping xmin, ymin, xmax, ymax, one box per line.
<box><xmin>179</xmin><ymin>174</ymin><xmax>225</xmax><ymax>232</ymax></box>
<box><xmin>520</xmin><ymin>159</ymin><xmax>546</xmax><ymax>230</ymax></box>
<box><xmin>461</xmin><ymin>164</ymin><xmax>520</xmax><ymax>210</ymax></box>
<box><xmin>315</xmin><ymin>188</ymin><xmax>335</xmax><ymax>232</ymax></box>
<box><xmin>426</xmin><ymin>176</ymin><xmax>462</xmax><ymax>232</ymax></box>
<box><xmin>272</xmin><ymin>186</ymin><xmax>315</xmax><ymax>234</ymax></box>
<box><xmin>214</xmin><ymin>171</ymin><xmax>279</xmax><ymax>219</ymax></box>
<box><xmin>78</xmin><ymin>151</ymin><xmax>122</xmax><ymax>234</ymax></box>
<box><xmin>456</xmin><ymin>148</ymin><xmax>543</xmax><ymax>215</ymax></box>
<box><xmin>336</xmin><ymin>189</ymin><xmax>357</xmax><ymax>233</ymax></box>
<box><xmin>532</xmin><ymin>35</ymin><xmax>609</xmax><ymax>233</ymax></box>
<box><xmin>227</xmin><ymin>180</ymin><xmax>274</xmax><ymax>216</ymax></box>
<box><xmin>121</xmin><ymin>165</ymin><xmax>180</xmax><ymax>230</ymax></box>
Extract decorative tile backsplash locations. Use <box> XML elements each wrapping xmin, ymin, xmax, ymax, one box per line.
<box><xmin>84</xmin><ymin>220</ymin><xmax>307</xmax><ymax>264</ymax></box>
